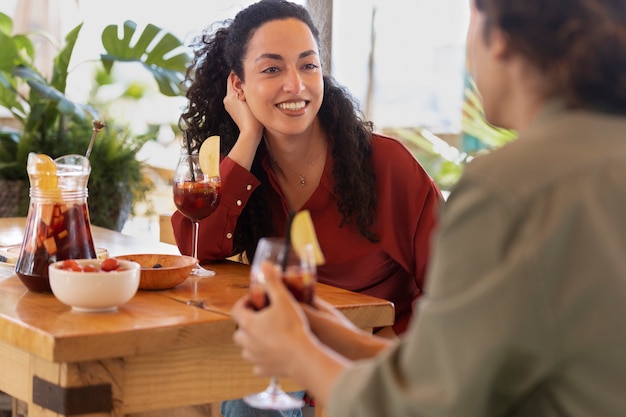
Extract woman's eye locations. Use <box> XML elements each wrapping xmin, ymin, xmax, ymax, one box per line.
<box><xmin>303</xmin><ymin>63</ymin><xmax>319</xmax><ymax>71</ymax></box>
<box><xmin>262</xmin><ymin>67</ymin><xmax>280</xmax><ymax>74</ymax></box>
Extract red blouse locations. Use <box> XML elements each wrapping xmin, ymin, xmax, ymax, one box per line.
<box><xmin>172</xmin><ymin>133</ymin><xmax>443</xmax><ymax>333</ymax></box>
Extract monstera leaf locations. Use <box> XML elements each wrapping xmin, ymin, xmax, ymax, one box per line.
<box><xmin>100</xmin><ymin>20</ymin><xmax>190</xmax><ymax>97</ymax></box>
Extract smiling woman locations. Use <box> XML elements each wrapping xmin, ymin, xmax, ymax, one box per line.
<box><xmin>170</xmin><ymin>2</ymin><xmax>443</xmax><ymax>417</ymax></box>
<box><xmin>0</xmin><ymin>2</ymin><xmax>458</xmax><ymax>415</ymax></box>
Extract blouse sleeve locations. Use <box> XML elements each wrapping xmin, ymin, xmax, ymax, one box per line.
<box><xmin>171</xmin><ymin>157</ymin><xmax>260</xmax><ymax>261</ymax></box>
<box><xmin>372</xmin><ymin>134</ymin><xmax>444</xmax><ymax>292</ymax></box>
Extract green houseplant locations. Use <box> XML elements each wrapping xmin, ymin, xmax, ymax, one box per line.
<box><xmin>0</xmin><ymin>13</ymin><xmax>190</xmax><ymax>230</ymax></box>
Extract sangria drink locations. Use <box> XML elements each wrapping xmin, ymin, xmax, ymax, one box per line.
<box><xmin>244</xmin><ymin>237</ymin><xmax>316</xmax><ymax>410</ymax></box>
<box><xmin>249</xmin><ymin>267</ymin><xmax>315</xmax><ymax>310</ymax></box>
<box><xmin>15</xmin><ymin>153</ymin><xmax>97</xmax><ymax>292</ymax></box>
<box><xmin>283</xmin><ymin>268</ymin><xmax>315</xmax><ymax>304</ymax></box>
<box><xmin>173</xmin><ymin>150</ymin><xmax>222</xmax><ymax>278</ymax></box>
<box><xmin>173</xmin><ymin>180</ymin><xmax>221</xmax><ymax>221</ymax></box>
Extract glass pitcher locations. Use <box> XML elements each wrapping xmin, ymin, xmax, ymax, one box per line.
<box><xmin>15</xmin><ymin>153</ymin><xmax>97</xmax><ymax>292</ymax></box>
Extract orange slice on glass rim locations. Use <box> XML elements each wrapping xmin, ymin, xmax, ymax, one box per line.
<box><xmin>290</xmin><ymin>210</ymin><xmax>325</xmax><ymax>265</ymax></box>
<box><xmin>199</xmin><ymin>135</ymin><xmax>220</xmax><ymax>177</ymax></box>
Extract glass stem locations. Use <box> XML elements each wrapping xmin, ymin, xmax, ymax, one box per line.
<box><xmin>188</xmin><ymin>220</ymin><xmax>201</xmax><ymax>300</ymax></box>
<box><xmin>192</xmin><ymin>220</ymin><xmax>200</xmax><ymax>261</ymax></box>
<box><xmin>268</xmin><ymin>377</ymin><xmax>281</xmax><ymax>394</ymax></box>
<box><xmin>188</xmin><ymin>220</ymin><xmax>215</xmax><ymax>278</ymax></box>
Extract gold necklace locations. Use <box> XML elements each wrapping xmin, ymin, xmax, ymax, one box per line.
<box><xmin>266</xmin><ymin>139</ymin><xmax>327</xmax><ymax>187</ymax></box>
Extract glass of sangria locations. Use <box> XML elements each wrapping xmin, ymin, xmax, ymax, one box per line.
<box><xmin>244</xmin><ymin>237</ymin><xmax>316</xmax><ymax>411</ymax></box>
<box><xmin>173</xmin><ymin>151</ymin><xmax>221</xmax><ymax>278</ymax></box>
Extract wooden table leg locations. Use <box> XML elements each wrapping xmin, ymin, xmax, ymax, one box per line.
<box><xmin>27</xmin><ymin>357</ymin><xmax>124</xmax><ymax>417</ymax></box>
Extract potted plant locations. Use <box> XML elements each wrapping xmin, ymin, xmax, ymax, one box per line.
<box><xmin>0</xmin><ymin>13</ymin><xmax>190</xmax><ymax>230</ymax></box>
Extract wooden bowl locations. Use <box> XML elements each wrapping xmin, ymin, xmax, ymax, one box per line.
<box><xmin>115</xmin><ymin>254</ymin><xmax>196</xmax><ymax>290</ymax></box>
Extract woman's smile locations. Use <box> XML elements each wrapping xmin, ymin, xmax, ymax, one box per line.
<box><xmin>276</xmin><ymin>100</ymin><xmax>308</xmax><ymax>112</ymax></box>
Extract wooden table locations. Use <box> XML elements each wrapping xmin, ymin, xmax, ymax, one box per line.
<box><xmin>0</xmin><ymin>218</ymin><xmax>394</xmax><ymax>416</ymax></box>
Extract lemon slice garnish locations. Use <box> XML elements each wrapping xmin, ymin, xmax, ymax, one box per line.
<box><xmin>29</xmin><ymin>153</ymin><xmax>58</xmax><ymax>191</ymax></box>
<box><xmin>290</xmin><ymin>210</ymin><xmax>325</xmax><ymax>265</ymax></box>
<box><xmin>199</xmin><ymin>135</ymin><xmax>220</xmax><ymax>177</ymax></box>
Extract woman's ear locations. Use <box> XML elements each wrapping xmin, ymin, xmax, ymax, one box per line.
<box><xmin>491</xmin><ymin>28</ymin><xmax>512</xmax><ymax>62</ymax></box>
<box><xmin>229</xmin><ymin>71</ymin><xmax>245</xmax><ymax>99</ymax></box>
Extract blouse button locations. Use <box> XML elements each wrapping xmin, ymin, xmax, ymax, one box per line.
<box><xmin>236</xmin><ymin>200</ymin><xmax>242</xmax><ymax>207</ymax></box>
<box><xmin>246</xmin><ymin>184</ymin><xmax>252</xmax><ymax>191</ymax></box>
<box><xmin>226</xmin><ymin>233</ymin><xmax>233</xmax><ymax>239</ymax></box>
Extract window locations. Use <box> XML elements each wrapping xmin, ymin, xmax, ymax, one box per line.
<box><xmin>331</xmin><ymin>0</ymin><xmax>470</xmax><ymax>132</ymax></box>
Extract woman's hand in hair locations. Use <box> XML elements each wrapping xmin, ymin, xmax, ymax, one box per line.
<box><xmin>224</xmin><ymin>72</ymin><xmax>264</xmax><ymax>170</ymax></box>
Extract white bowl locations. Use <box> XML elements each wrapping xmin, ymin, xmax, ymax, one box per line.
<box><xmin>49</xmin><ymin>259</ymin><xmax>140</xmax><ymax>312</ymax></box>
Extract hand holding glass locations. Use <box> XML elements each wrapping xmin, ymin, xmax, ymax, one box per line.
<box><xmin>244</xmin><ymin>237</ymin><xmax>316</xmax><ymax>410</ymax></box>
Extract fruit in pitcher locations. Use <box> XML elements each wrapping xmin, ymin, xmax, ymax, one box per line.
<box><xmin>32</xmin><ymin>153</ymin><xmax>59</xmax><ymax>191</ymax></box>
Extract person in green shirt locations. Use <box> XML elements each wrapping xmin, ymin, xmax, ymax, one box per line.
<box><xmin>231</xmin><ymin>0</ymin><xmax>626</xmax><ymax>415</ymax></box>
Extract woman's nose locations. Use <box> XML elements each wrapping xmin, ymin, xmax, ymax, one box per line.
<box><xmin>283</xmin><ymin>67</ymin><xmax>304</xmax><ymax>94</ymax></box>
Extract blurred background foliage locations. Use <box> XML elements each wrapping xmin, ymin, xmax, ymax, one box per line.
<box><xmin>385</xmin><ymin>76</ymin><xmax>517</xmax><ymax>192</ymax></box>
<box><xmin>0</xmin><ymin>12</ymin><xmax>190</xmax><ymax>230</ymax></box>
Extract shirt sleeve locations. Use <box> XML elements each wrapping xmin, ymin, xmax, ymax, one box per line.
<box><xmin>171</xmin><ymin>157</ymin><xmax>260</xmax><ymax>260</ymax></box>
<box><xmin>326</xmin><ymin>176</ymin><xmax>555</xmax><ymax>417</ymax></box>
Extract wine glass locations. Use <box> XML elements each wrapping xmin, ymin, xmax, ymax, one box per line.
<box><xmin>173</xmin><ymin>151</ymin><xmax>221</xmax><ymax>288</ymax></box>
<box><xmin>244</xmin><ymin>237</ymin><xmax>316</xmax><ymax>411</ymax></box>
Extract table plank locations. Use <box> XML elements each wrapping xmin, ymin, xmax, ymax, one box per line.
<box><xmin>0</xmin><ymin>264</ymin><xmax>394</xmax><ymax>363</ymax></box>
<box><xmin>163</xmin><ymin>260</ymin><xmax>395</xmax><ymax>328</ymax></box>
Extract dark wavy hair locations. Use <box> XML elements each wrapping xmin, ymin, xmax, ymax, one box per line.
<box><xmin>179</xmin><ymin>0</ymin><xmax>378</xmax><ymax>259</ymax></box>
<box><xmin>475</xmin><ymin>0</ymin><xmax>626</xmax><ymax>113</ymax></box>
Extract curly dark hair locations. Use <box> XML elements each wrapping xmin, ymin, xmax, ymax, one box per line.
<box><xmin>475</xmin><ymin>0</ymin><xmax>626</xmax><ymax>113</ymax></box>
<box><xmin>179</xmin><ymin>0</ymin><xmax>378</xmax><ymax>259</ymax></box>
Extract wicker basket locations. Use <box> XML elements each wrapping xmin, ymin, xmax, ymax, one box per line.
<box><xmin>0</xmin><ymin>180</ymin><xmax>26</xmax><ymax>217</ymax></box>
